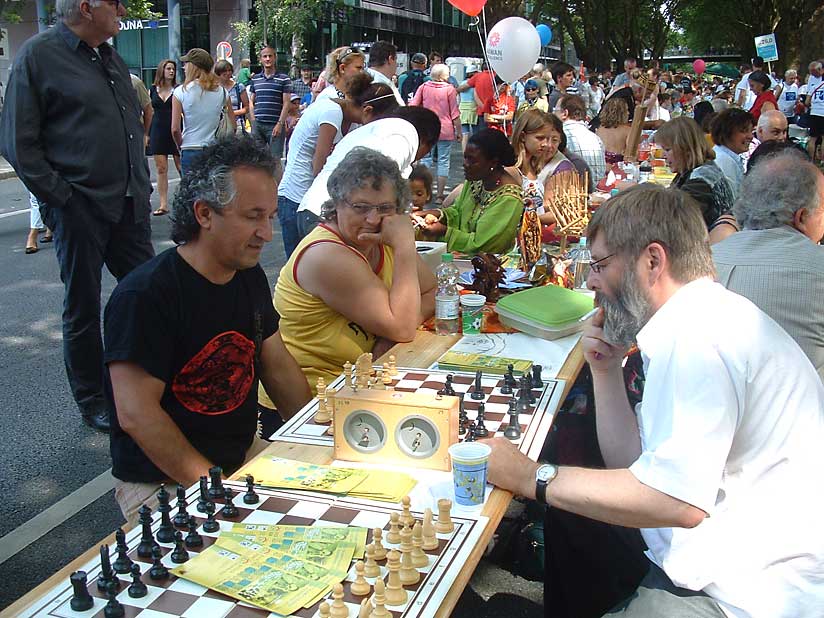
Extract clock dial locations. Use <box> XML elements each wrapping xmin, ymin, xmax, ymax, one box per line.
<box><xmin>342</xmin><ymin>409</ymin><xmax>387</xmax><ymax>453</ymax></box>
<box><xmin>395</xmin><ymin>415</ymin><xmax>440</xmax><ymax>459</ymax></box>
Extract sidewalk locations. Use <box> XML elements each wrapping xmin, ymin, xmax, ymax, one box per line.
<box><xmin>0</xmin><ymin>157</ymin><xmax>16</xmax><ymax>181</ymax></box>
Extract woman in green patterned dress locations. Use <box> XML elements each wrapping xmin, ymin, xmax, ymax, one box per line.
<box><xmin>417</xmin><ymin>128</ymin><xmax>523</xmax><ymax>255</ymax></box>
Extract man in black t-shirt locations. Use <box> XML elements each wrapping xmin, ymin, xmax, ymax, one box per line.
<box><xmin>104</xmin><ymin>136</ymin><xmax>311</xmax><ymax>524</ymax></box>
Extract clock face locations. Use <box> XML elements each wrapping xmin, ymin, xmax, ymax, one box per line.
<box><xmin>395</xmin><ymin>415</ymin><xmax>440</xmax><ymax>459</ymax></box>
<box><xmin>342</xmin><ymin>410</ymin><xmax>387</xmax><ymax>453</ymax></box>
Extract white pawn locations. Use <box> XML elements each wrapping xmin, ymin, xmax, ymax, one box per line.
<box><xmin>381</xmin><ymin>364</ymin><xmax>392</xmax><ymax>385</ymax></box>
<box><xmin>371</xmin><ymin>580</ymin><xmax>391</xmax><ymax>618</ymax></box>
<box><xmin>386</xmin><ymin>512</ymin><xmax>401</xmax><ymax>544</ymax></box>
<box><xmin>373</xmin><ymin>368</ymin><xmax>386</xmax><ymax>390</ymax></box>
<box><xmin>330</xmin><ymin>583</ymin><xmax>349</xmax><ymax>618</ymax></box>
<box><xmin>319</xmin><ymin>601</ymin><xmax>331</xmax><ymax>618</ymax></box>
<box><xmin>422</xmin><ymin>508</ymin><xmax>439</xmax><ymax>551</ymax></box>
<box><xmin>399</xmin><ymin>496</ymin><xmax>414</xmax><ymax>529</ymax></box>
<box><xmin>388</xmin><ymin>355</ymin><xmax>398</xmax><ymax>375</ymax></box>
<box><xmin>383</xmin><ymin>550</ymin><xmax>407</xmax><ymax>606</ymax></box>
<box><xmin>351</xmin><ymin>560</ymin><xmax>371</xmax><ymax>596</ymax></box>
<box><xmin>364</xmin><ymin>543</ymin><xmax>381</xmax><ymax>578</ymax></box>
<box><xmin>411</xmin><ymin>522</ymin><xmax>428</xmax><ymax>568</ymax></box>
<box><xmin>372</xmin><ymin>528</ymin><xmax>387</xmax><ymax>561</ymax></box>
<box><xmin>435</xmin><ymin>498</ymin><xmax>454</xmax><ymax>534</ymax></box>
<box><xmin>358</xmin><ymin>598</ymin><xmax>373</xmax><ymax>618</ymax></box>
<box><xmin>344</xmin><ymin>362</ymin><xmax>353</xmax><ymax>388</ymax></box>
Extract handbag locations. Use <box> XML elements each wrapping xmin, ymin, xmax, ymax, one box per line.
<box><xmin>214</xmin><ymin>89</ymin><xmax>236</xmax><ymax>139</ymax></box>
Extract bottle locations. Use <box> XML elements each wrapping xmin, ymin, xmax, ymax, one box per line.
<box><xmin>639</xmin><ymin>160</ymin><xmax>653</xmax><ymax>183</ymax></box>
<box><xmin>434</xmin><ymin>253</ymin><xmax>460</xmax><ymax>335</ymax></box>
<box><xmin>573</xmin><ymin>237</ymin><xmax>591</xmax><ymax>291</ymax></box>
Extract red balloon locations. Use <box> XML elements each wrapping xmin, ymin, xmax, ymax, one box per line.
<box><xmin>693</xmin><ymin>59</ymin><xmax>706</xmax><ymax>75</ymax></box>
<box><xmin>446</xmin><ymin>0</ymin><xmax>487</xmax><ymax>17</ymax></box>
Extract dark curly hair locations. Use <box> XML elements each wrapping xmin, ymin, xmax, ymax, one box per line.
<box><xmin>710</xmin><ymin>108</ymin><xmax>754</xmax><ymax>148</ymax></box>
<box><xmin>170</xmin><ymin>135</ymin><xmax>281</xmax><ymax>244</ymax></box>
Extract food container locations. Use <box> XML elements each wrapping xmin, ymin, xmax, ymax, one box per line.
<box><xmin>494</xmin><ymin>285</ymin><xmax>594</xmax><ymax>340</ymax></box>
<box><xmin>460</xmin><ymin>294</ymin><xmax>486</xmax><ymax>334</ymax></box>
<box><xmin>416</xmin><ymin>241</ymin><xmax>447</xmax><ymax>272</ymax></box>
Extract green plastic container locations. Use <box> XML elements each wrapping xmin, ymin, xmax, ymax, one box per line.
<box><xmin>495</xmin><ymin>286</ymin><xmax>594</xmax><ymax>340</ymax></box>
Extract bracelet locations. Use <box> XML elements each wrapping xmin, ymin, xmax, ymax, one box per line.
<box><xmin>436</xmin><ymin>208</ymin><xmax>445</xmax><ymax>223</ymax></box>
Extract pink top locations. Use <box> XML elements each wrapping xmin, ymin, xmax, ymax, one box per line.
<box><xmin>411</xmin><ymin>80</ymin><xmax>460</xmax><ymax>141</ymax></box>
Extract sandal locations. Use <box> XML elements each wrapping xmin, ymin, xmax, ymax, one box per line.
<box><xmin>25</xmin><ymin>245</ymin><xmax>38</xmax><ymax>254</ymax></box>
<box><xmin>152</xmin><ymin>208</ymin><xmax>169</xmax><ymax>216</ymax></box>
<box><xmin>40</xmin><ymin>233</ymin><xmax>53</xmax><ymax>243</ymax></box>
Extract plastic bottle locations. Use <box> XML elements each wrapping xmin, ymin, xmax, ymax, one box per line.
<box><xmin>573</xmin><ymin>237</ymin><xmax>592</xmax><ymax>291</ymax></box>
<box><xmin>434</xmin><ymin>253</ymin><xmax>460</xmax><ymax>335</ymax></box>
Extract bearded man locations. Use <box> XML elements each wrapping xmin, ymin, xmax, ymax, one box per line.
<box><xmin>484</xmin><ymin>184</ymin><xmax>824</xmax><ymax>618</ymax></box>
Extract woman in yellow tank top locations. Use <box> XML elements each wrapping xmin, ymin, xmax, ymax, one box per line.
<box><xmin>260</xmin><ymin>147</ymin><xmax>436</xmax><ymax>410</ymax></box>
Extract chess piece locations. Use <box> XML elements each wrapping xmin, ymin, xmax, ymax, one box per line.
<box><xmin>372</xmin><ymin>580</ymin><xmax>391</xmax><ymax>618</ymax></box>
<box><xmin>475</xmin><ymin>403</ymin><xmax>489</xmax><ymax>438</ymax></box>
<box><xmin>386</xmin><ymin>512</ymin><xmax>401</xmax><ymax>544</ymax></box>
<box><xmin>319</xmin><ymin>601</ymin><xmax>331</xmax><ymax>618</ymax></box>
<box><xmin>381</xmin><ymin>365</ymin><xmax>392</xmax><ymax>385</ymax></box>
<box><xmin>399</xmin><ymin>496</ymin><xmax>414</xmax><ymax>528</ymax></box>
<box><xmin>501</xmin><ymin>365</ymin><xmax>514</xmax><ymax>395</ymax></box>
<box><xmin>359</xmin><ymin>597</ymin><xmax>373</xmax><ymax>618</ymax></box>
<box><xmin>438</xmin><ymin>374</ymin><xmax>455</xmax><ymax>396</ymax></box>
<box><xmin>372</xmin><ymin>528</ymin><xmax>387</xmax><ymax>560</ymax></box>
<box><xmin>202</xmin><ymin>501</ymin><xmax>220</xmax><ymax>533</ymax></box>
<box><xmin>503</xmin><ymin>399</ymin><xmax>521</xmax><ymax>440</ymax></box>
<box><xmin>470</xmin><ymin>370</ymin><xmax>485</xmax><ymax>400</ymax></box>
<box><xmin>458</xmin><ymin>394</ymin><xmax>468</xmax><ymax>435</ymax></box>
<box><xmin>411</xmin><ymin>522</ymin><xmax>428</xmax><ymax>568</ymax></box>
<box><xmin>531</xmin><ymin>364</ymin><xmax>544</xmax><ymax>387</ymax></box>
<box><xmin>363</xmin><ymin>543</ymin><xmax>381</xmax><ymax>578</ymax></box>
<box><xmin>243</xmin><ymin>474</ymin><xmax>259</xmax><ymax>504</ymax></box>
<box><xmin>127</xmin><ymin>563</ymin><xmax>147</xmax><ymax>598</ymax></box>
<box><xmin>388</xmin><ymin>354</ymin><xmax>398</xmax><ymax>375</ymax></box>
<box><xmin>171</xmin><ymin>531</ymin><xmax>189</xmax><ymax>563</ymax></box>
<box><xmin>185</xmin><ymin>515</ymin><xmax>203</xmax><ymax>548</ymax></box>
<box><xmin>112</xmin><ymin>528</ymin><xmax>133</xmax><ymax>574</ymax></box>
<box><xmin>104</xmin><ymin>580</ymin><xmax>125</xmax><ymax>618</ymax></box>
<box><xmin>173</xmin><ymin>484</ymin><xmax>189</xmax><ymax>527</ymax></box>
<box><xmin>197</xmin><ymin>476</ymin><xmax>209</xmax><ymax>513</ymax></box>
<box><xmin>422</xmin><ymin>508</ymin><xmax>439</xmax><ymax>551</ymax></box>
<box><xmin>326</xmin><ymin>386</ymin><xmax>336</xmax><ymax>435</ymax></box>
<box><xmin>383</xmin><ymin>550</ymin><xmax>407</xmax><ymax>606</ymax></box>
<box><xmin>156</xmin><ymin>484</ymin><xmax>175</xmax><ymax>543</ymax></box>
<box><xmin>137</xmin><ymin>505</ymin><xmax>155</xmax><ymax>558</ymax></box>
<box><xmin>98</xmin><ymin>544</ymin><xmax>120</xmax><ymax>592</ymax></box>
<box><xmin>398</xmin><ymin>527</ymin><xmax>420</xmax><ymax>586</ymax></box>
<box><xmin>464</xmin><ymin>422</ymin><xmax>477</xmax><ymax>442</ymax></box>
<box><xmin>350</xmin><ymin>560</ymin><xmax>371</xmax><ymax>596</ymax></box>
<box><xmin>517</xmin><ymin>377</ymin><xmax>531</xmax><ymax>412</ymax></box>
<box><xmin>355</xmin><ymin>352</ymin><xmax>373</xmax><ymax>389</ymax></box>
<box><xmin>315</xmin><ymin>377</ymin><xmax>332</xmax><ymax>423</ymax></box>
<box><xmin>435</xmin><ymin>499</ymin><xmax>454</xmax><ymax>534</ymax></box>
<box><xmin>330</xmin><ymin>582</ymin><xmax>349</xmax><ymax>618</ymax></box>
<box><xmin>148</xmin><ymin>546</ymin><xmax>168</xmax><ymax>580</ymax></box>
<box><xmin>207</xmin><ymin>466</ymin><xmax>225</xmax><ymax>500</ymax></box>
<box><xmin>344</xmin><ymin>361</ymin><xmax>353</xmax><ymax>388</ymax></box>
<box><xmin>220</xmin><ymin>487</ymin><xmax>240</xmax><ymax>519</ymax></box>
<box><xmin>69</xmin><ymin>571</ymin><xmax>94</xmax><ymax>611</ymax></box>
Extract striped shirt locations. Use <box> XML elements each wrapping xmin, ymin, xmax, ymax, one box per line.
<box><xmin>249</xmin><ymin>71</ymin><xmax>291</xmax><ymax>123</ymax></box>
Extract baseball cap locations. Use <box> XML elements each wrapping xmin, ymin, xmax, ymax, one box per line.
<box><xmin>180</xmin><ymin>48</ymin><xmax>214</xmax><ymax>72</ymax></box>
<box><xmin>411</xmin><ymin>53</ymin><xmax>427</xmax><ymax>65</ymax></box>
<box><xmin>525</xmin><ymin>79</ymin><xmax>539</xmax><ymax>90</ymax></box>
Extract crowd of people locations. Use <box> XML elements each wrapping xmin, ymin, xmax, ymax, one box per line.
<box><xmin>1</xmin><ymin>2</ymin><xmax>823</xmax><ymax>615</ymax></box>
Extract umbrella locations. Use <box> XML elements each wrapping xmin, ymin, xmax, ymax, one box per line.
<box><xmin>703</xmin><ymin>63</ymin><xmax>740</xmax><ymax>79</ymax></box>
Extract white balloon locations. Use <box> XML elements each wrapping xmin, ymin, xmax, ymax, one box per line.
<box><xmin>486</xmin><ymin>17</ymin><xmax>541</xmax><ymax>83</ymax></box>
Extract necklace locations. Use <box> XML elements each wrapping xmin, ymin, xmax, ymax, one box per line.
<box><xmin>468</xmin><ymin>180</ymin><xmax>522</xmax><ymax>232</ymax></box>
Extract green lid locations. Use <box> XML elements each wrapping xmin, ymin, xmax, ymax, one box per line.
<box><xmin>441</xmin><ymin>253</ymin><xmax>454</xmax><ymax>262</ymax></box>
<box><xmin>496</xmin><ymin>285</ymin><xmax>594</xmax><ymax>327</ymax></box>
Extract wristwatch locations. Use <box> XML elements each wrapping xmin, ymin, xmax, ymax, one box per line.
<box><xmin>535</xmin><ymin>463</ymin><xmax>558</xmax><ymax>505</ymax></box>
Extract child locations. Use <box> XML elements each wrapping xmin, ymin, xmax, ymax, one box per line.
<box><xmin>283</xmin><ymin>95</ymin><xmax>301</xmax><ymax>159</ymax></box>
<box><xmin>237</xmin><ymin>58</ymin><xmax>252</xmax><ymax>86</ymax></box>
<box><xmin>408</xmin><ymin>164</ymin><xmax>433</xmax><ymax>211</ymax></box>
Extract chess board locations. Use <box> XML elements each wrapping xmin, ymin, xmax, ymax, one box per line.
<box><xmin>275</xmin><ymin>367</ymin><xmax>565</xmax><ymax>461</ymax></box>
<box><xmin>20</xmin><ymin>481</ymin><xmax>488</xmax><ymax>618</ymax></box>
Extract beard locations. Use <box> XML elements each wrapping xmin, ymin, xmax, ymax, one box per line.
<box><xmin>595</xmin><ymin>268</ymin><xmax>652</xmax><ymax>348</ymax></box>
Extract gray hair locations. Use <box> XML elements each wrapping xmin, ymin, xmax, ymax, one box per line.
<box><xmin>56</xmin><ymin>0</ymin><xmax>84</xmax><ymax>23</ymax></box>
<box><xmin>320</xmin><ymin>147</ymin><xmax>410</xmax><ymax>221</ymax></box>
<box><xmin>430</xmin><ymin>64</ymin><xmax>450</xmax><ymax>82</ymax></box>
<box><xmin>734</xmin><ymin>154</ymin><xmax>822</xmax><ymax>230</ymax></box>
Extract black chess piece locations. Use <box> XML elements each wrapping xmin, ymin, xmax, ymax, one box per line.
<box><xmin>197</xmin><ymin>475</ymin><xmax>209</xmax><ymax>513</ymax></box>
<box><xmin>531</xmin><ymin>364</ymin><xmax>544</xmax><ymax>388</ymax></box>
<box><xmin>503</xmin><ymin>399</ymin><xmax>521</xmax><ymax>440</ymax></box>
<box><xmin>458</xmin><ymin>414</ymin><xmax>467</xmax><ymax>435</ymax></box>
<box><xmin>171</xmin><ymin>531</ymin><xmax>190</xmax><ymax>564</ymax></box>
<box><xmin>221</xmin><ymin>487</ymin><xmax>240</xmax><ymax>519</ymax></box>
<box><xmin>69</xmin><ymin>570</ymin><xmax>94</xmax><ymax>611</ymax></box>
<box><xmin>500</xmin><ymin>371</ymin><xmax>513</xmax><ymax>395</ymax></box>
<box><xmin>156</xmin><ymin>483</ymin><xmax>170</xmax><ymax>508</ymax></box>
<box><xmin>207</xmin><ymin>466</ymin><xmax>225</xmax><ymax>500</ymax></box>
<box><xmin>112</xmin><ymin>528</ymin><xmax>133</xmax><ymax>574</ymax></box>
<box><xmin>439</xmin><ymin>374</ymin><xmax>456</xmax><ymax>396</ymax></box>
<box><xmin>97</xmin><ymin>544</ymin><xmax>120</xmax><ymax>592</ymax></box>
<box><xmin>173</xmin><ymin>484</ymin><xmax>189</xmax><ymax>527</ymax></box>
<box><xmin>202</xmin><ymin>501</ymin><xmax>220</xmax><ymax>533</ymax></box>
<box><xmin>156</xmin><ymin>487</ymin><xmax>176</xmax><ymax>544</ymax></box>
<box><xmin>243</xmin><ymin>474</ymin><xmax>260</xmax><ymax>505</ymax></box>
<box><xmin>148</xmin><ymin>546</ymin><xmax>169</xmax><ymax>580</ymax></box>
<box><xmin>475</xmin><ymin>403</ymin><xmax>489</xmax><ymax>438</ymax></box>
<box><xmin>470</xmin><ymin>370</ymin><xmax>485</xmax><ymax>400</ymax></box>
<box><xmin>127</xmin><ymin>563</ymin><xmax>147</xmax><ymax>598</ymax></box>
<box><xmin>137</xmin><ymin>505</ymin><xmax>155</xmax><ymax>558</ymax></box>
<box><xmin>465</xmin><ymin>422</ymin><xmax>477</xmax><ymax>441</ymax></box>
<box><xmin>104</xmin><ymin>580</ymin><xmax>125</xmax><ymax>618</ymax></box>
<box><xmin>517</xmin><ymin>376</ymin><xmax>531</xmax><ymax>412</ymax></box>
<box><xmin>185</xmin><ymin>515</ymin><xmax>204</xmax><ymax>548</ymax></box>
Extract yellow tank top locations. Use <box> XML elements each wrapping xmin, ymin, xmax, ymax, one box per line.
<box><xmin>259</xmin><ymin>224</ymin><xmax>395</xmax><ymax>407</ymax></box>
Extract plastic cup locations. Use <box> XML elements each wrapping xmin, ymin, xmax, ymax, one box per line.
<box><xmin>460</xmin><ymin>294</ymin><xmax>486</xmax><ymax>335</ymax></box>
<box><xmin>448</xmin><ymin>442</ymin><xmax>491</xmax><ymax>507</ymax></box>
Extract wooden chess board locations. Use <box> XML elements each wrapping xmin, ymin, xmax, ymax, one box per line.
<box><xmin>274</xmin><ymin>368</ymin><xmax>565</xmax><ymax>461</ymax></box>
<box><xmin>18</xmin><ymin>482</ymin><xmax>488</xmax><ymax>618</ymax></box>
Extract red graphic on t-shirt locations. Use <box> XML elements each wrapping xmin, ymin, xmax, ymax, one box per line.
<box><xmin>172</xmin><ymin>331</ymin><xmax>255</xmax><ymax>415</ymax></box>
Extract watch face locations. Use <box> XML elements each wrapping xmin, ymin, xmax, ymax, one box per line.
<box><xmin>536</xmin><ymin>464</ymin><xmax>557</xmax><ymax>483</ymax></box>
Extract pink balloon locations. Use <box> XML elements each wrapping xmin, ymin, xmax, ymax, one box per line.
<box><xmin>693</xmin><ymin>59</ymin><xmax>706</xmax><ymax>75</ymax></box>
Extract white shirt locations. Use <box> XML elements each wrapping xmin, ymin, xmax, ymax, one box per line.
<box><xmin>807</xmin><ymin>75</ymin><xmax>824</xmax><ymax>117</ymax></box>
<box><xmin>315</xmin><ymin>84</ymin><xmax>340</xmax><ymax>103</ymax></box>
<box><xmin>777</xmin><ymin>82</ymin><xmax>799</xmax><ymax>116</ymax></box>
<box><xmin>297</xmin><ymin>118</ymin><xmax>420</xmax><ymax>216</ymax></box>
<box><xmin>366</xmin><ymin>68</ymin><xmax>405</xmax><ymax>106</ymax></box>
<box><xmin>712</xmin><ymin>144</ymin><xmax>744</xmax><ymax>198</ymax></box>
<box><xmin>735</xmin><ymin>73</ymin><xmax>756</xmax><ymax>110</ymax></box>
<box><xmin>629</xmin><ymin>279</ymin><xmax>824</xmax><ymax>618</ymax></box>
<box><xmin>173</xmin><ymin>83</ymin><xmax>227</xmax><ymax>148</ymax></box>
<box><xmin>279</xmin><ymin>98</ymin><xmax>344</xmax><ymax>204</ymax></box>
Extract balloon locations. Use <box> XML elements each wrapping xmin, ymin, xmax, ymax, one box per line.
<box><xmin>693</xmin><ymin>59</ymin><xmax>706</xmax><ymax>75</ymax></box>
<box><xmin>486</xmin><ymin>17</ymin><xmax>542</xmax><ymax>83</ymax></box>
<box><xmin>446</xmin><ymin>0</ymin><xmax>486</xmax><ymax>17</ymax></box>
<box><xmin>536</xmin><ymin>24</ymin><xmax>552</xmax><ymax>47</ymax></box>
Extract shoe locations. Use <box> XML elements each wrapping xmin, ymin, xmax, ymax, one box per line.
<box><xmin>82</xmin><ymin>409</ymin><xmax>111</xmax><ymax>433</ymax></box>
<box><xmin>152</xmin><ymin>208</ymin><xmax>169</xmax><ymax>216</ymax></box>
<box><xmin>25</xmin><ymin>245</ymin><xmax>38</xmax><ymax>254</ymax></box>
<box><xmin>40</xmin><ymin>233</ymin><xmax>53</xmax><ymax>243</ymax></box>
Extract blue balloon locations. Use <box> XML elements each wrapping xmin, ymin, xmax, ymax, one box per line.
<box><xmin>536</xmin><ymin>24</ymin><xmax>552</xmax><ymax>46</ymax></box>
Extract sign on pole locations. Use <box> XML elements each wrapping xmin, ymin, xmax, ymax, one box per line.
<box><xmin>754</xmin><ymin>33</ymin><xmax>778</xmax><ymax>62</ymax></box>
<box><xmin>216</xmin><ymin>41</ymin><xmax>233</xmax><ymax>61</ymax></box>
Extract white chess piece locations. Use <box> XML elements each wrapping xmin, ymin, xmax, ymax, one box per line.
<box><xmin>435</xmin><ymin>498</ymin><xmax>454</xmax><ymax>534</ymax></box>
<box><xmin>422</xmin><ymin>508</ymin><xmax>439</xmax><ymax>551</ymax></box>
<box><xmin>350</xmin><ymin>560</ymin><xmax>371</xmax><ymax>596</ymax></box>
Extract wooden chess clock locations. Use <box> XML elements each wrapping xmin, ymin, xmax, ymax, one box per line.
<box><xmin>329</xmin><ymin>354</ymin><xmax>460</xmax><ymax>471</ymax></box>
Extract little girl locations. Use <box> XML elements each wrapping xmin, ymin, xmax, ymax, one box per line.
<box><xmin>408</xmin><ymin>164</ymin><xmax>433</xmax><ymax>211</ymax></box>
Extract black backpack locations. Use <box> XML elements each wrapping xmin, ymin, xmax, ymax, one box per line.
<box><xmin>401</xmin><ymin>69</ymin><xmax>426</xmax><ymax>103</ymax></box>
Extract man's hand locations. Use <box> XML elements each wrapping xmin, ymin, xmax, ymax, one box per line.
<box><xmin>483</xmin><ymin>437</ymin><xmax>540</xmax><ymax>499</ymax></box>
<box><xmin>273</xmin><ymin>123</ymin><xmax>283</xmax><ymax>137</ymax></box>
<box><xmin>581</xmin><ymin>307</ymin><xmax>628</xmax><ymax>375</ymax></box>
<box><xmin>358</xmin><ymin>213</ymin><xmax>414</xmax><ymax>248</ymax></box>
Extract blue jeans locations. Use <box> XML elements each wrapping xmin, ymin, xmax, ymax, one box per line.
<box><xmin>253</xmin><ymin>120</ymin><xmax>286</xmax><ymax>158</ymax></box>
<box><xmin>421</xmin><ymin>139</ymin><xmax>454</xmax><ymax>179</ymax></box>
<box><xmin>277</xmin><ymin>195</ymin><xmax>300</xmax><ymax>257</ymax></box>
<box><xmin>180</xmin><ymin>148</ymin><xmax>204</xmax><ymax>177</ymax></box>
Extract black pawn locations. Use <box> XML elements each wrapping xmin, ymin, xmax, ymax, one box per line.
<box><xmin>470</xmin><ymin>370</ymin><xmax>485</xmax><ymax>400</ymax></box>
<box><xmin>185</xmin><ymin>515</ymin><xmax>203</xmax><ymax>548</ymax></box>
<box><xmin>439</xmin><ymin>374</ymin><xmax>456</xmax><ymax>396</ymax></box>
<box><xmin>173</xmin><ymin>484</ymin><xmax>189</xmax><ymax>527</ymax></box>
<box><xmin>531</xmin><ymin>364</ymin><xmax>544</xmax><ymax>388</ymax></box>
<box><xmin>104</xmin><ymin>580</ymin><xmax>125</xmax><ymax>618</ymax></box>
<box><xmin>171</xmin><ymin>531</ymin><xmax>189</xmax><ymax>564</ymax></box>
<box><xmin>207</xmin><ymin>466</ymin><xmax>225</xmax><ymax>500</ymax></box>
<box><xmin>148</xmin><ymin>546</ymin><xmax>169</xmax><ymax>580</ymax></box>
<box><xmin>197</xmin><ymin>476</ymin><xmax>209</xmax><ymax>513</ymax></box>
<box><xmin>112</xmin><ymin>528</ymin><xmax>133</xmax><ymax>574</ymax></box>
<box><xmin>504</xmin><ymin>400</ymin><xmax>521</xmax><ymax>440</ymax></box>
<box><xmin>501</xmin><ymin>364</ymin><xmax>514</xmax><ymax>395</ymax></box>
<box><xmin>98</xmin><ymin>544</ymin><xmax>120</xmax><ymax>592</ymax></box>
<box><xmin>202</xmin><ymin>501</ymin><xmax>220</xmax><ymax>533</ymax></box>
<box><xmin>127</xmin><ymin>563</ymin><xmax>147</xmax><ymax>598</ymax></box>
<box><xmin>465</xmin><ymin>422</ymin><xmax>477</xmax><ymax>442</ymax></box>
<box><xmin>475</xmin><ymin>403</ymin><xmax>489</xmax><ymax>438</ymax></box>
<box><xmin>69</xmin><ymin>570</ymin><xmax>94</xmax><ymax>612</ymax></box>
<box><xmin>243</xmin><ymin>474</ymin><xmax>259</xmax><ymax>505</ymax></box>
<box><xmin>458</xmin><ymin>414</ymin><xmax>467</xmax><ymax>435</ymax></box>
<box><xmin>137</xmin><ymin>505</ymin><xmax>155</xmax><ymax>558</ymax></box>
<box><xmin>221</xmin><ymin>487</ymin><xmax>240</xmax><ymax>519</ymax></box>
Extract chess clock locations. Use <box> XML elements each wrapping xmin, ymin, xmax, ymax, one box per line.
<box><xmin>332</xmin><ymin>385</ymin><xmax>460</xmax><ymax>471</ymax></box>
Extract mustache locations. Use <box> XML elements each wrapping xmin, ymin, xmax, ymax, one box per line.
<box><xmin>594</xmin><ymin>271</ymin><xmax>651</xmax><ymax>348</ymax></box>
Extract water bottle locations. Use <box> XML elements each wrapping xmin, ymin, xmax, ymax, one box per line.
<box><xmin>573</xmin><ymin>237</ymin><xmax>591</xmax><ymax>291</ymax></box>
<box><xmin>434</xmin><ymin>253</ymin><xmax>460</xmax><ymax>335</ymax></box>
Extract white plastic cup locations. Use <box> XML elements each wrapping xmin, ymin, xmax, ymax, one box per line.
<box><xmin>448</xmin><ymin>442</ymin><xmax>491</xmax><ymax>507</ymax></box>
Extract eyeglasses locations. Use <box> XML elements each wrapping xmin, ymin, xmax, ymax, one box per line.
<box><xmin>343</xmin><ymin>200</ymin><xmax>397</xmax><ymax>216</ymax></box>
<box><xmin>525</xmin><ymin>87</ymin><xmax>538</xmax><ymax>91</ymax></box>
<box><xmin>589</xmin><ymin>253</ymin><xmax>615</xmax><ymax>274</ymax></box>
